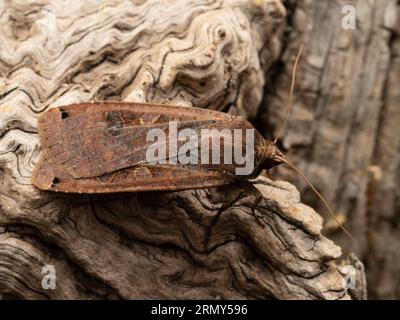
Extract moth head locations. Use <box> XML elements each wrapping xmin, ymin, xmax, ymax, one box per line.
<box><xmin>258</xmin><ymin>139</ymin><xmax>285</xmax><ymax>170</ymax></box>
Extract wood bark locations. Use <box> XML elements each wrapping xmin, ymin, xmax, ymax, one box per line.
<box><xmin>260</xmin><ymin>0</ymin><xmax>399</xmax><ymax>299</ymax></box>
<box><xmin>0</xmin><ymin>0</ymin><xmax>366</xmax><ymax>299</ymax></box>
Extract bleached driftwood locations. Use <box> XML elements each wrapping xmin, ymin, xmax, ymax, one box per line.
<box><xmin>0</xmin><ymin>0</ymin><xmax>365</xmax><ymax>299</ymax></box>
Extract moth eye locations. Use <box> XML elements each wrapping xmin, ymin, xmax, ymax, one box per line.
<box><xmin>52</xmin><ymin>177</ymin><xmax>60</xmax><ymax>185</ymax></box>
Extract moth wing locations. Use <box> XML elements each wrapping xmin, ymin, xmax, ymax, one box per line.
<box><xmin>38</xmin><ymin>102</ymin><xmax>233</xmax><ymax>179</ymax></box>
<box><xmin>32</xmin><ymin>155</ymin><xmax>236</xmax><ymax>193</ymax></box>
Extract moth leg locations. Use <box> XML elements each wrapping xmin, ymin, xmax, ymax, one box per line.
<box><xmin>237</xmin><ymin>180</ymin><xmax>264</xmax><ymax>227</ymax></box>
<box><xmin>250</xmin><ymin>194</ymin><xmax>264</xmax><ymax>227</ymax></box>
<box><xmin>203</xmin><ymin>184</ymin><xmax>244</xmax><ymax>251</ymax></box>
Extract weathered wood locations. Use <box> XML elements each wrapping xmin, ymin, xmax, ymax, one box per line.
<box><xmin>0</xmin><ymin>0</ymin><xmax>365</xmax><ymax>299</ymax></box>
<box><xmin>260</xmin><ymin>0</ymin><xmax>399</xmax><ymax>298</ymax></box>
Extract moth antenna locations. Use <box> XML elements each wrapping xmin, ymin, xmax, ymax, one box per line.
<box><xmin>274</xmin><ymin>155</ymin><xmax>356</xmax><ymax>243</ymax></box>
<box><xmin>273</xmin><ymin>46</ymin><xmax>303</xmax><ymax>144</ymax></box>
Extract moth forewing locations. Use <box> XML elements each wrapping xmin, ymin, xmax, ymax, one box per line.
<box><xmin>32</xmin><ymin>102</ymin><xmax>274</xmax><ymax>193</ymax></box>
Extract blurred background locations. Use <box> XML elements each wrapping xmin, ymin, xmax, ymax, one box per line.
<box><xmin>258</xmin><ymin>0</ymin><xmax>399</xmax><ymax>299</ymax></box>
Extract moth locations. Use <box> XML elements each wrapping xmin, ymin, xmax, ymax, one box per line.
<box><xmin>31</xmin><ymin>48</ymin><xmax>353</xmax><ymax>240</ymax></box>
<box><xmin>32</xmin><ymin>101</ymin><xmax>285</xmax><ymax>193</ymax></box>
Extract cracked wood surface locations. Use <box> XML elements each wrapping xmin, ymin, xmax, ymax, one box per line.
<box><xmin>0</xmin><ymin>0</ymin><xmax>365</xmax><ymax>299</ymax></box>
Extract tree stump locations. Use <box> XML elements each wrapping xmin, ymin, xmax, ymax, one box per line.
<box><xmin>0</xmin><ymin>0</ymin><xmax>366</xmax><ymax>299</ymax></box>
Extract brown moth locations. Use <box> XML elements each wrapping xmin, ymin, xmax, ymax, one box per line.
<box><xmin>32</xmin><ymin>102</ymin><xmax>284</xmax><ymax>193</ymax></box>
<box><xmin>31</xmin><ymin>47</ymin><xmax>354</xmax><ymax>240</ymax></box>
